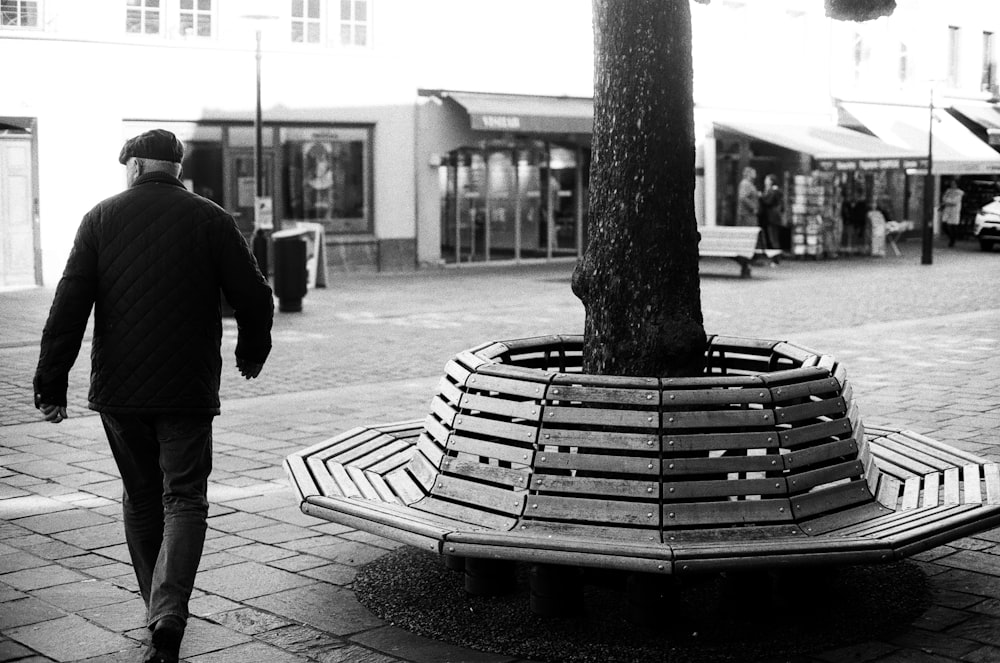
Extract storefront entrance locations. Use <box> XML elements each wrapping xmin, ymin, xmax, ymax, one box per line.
<box><xmin>439</xmin><ymin>141</ymin><xmax>588</xmax><ymax>264</ymax></box>
<box><xmin>0</xmin><ymin>131</ymin><xmax>37</xmax><ymax>288</ymax></box>
<box><xmin>226</xmin><ymin>149</ymin><xmax>274</xmax><ymax>240</ymax></box>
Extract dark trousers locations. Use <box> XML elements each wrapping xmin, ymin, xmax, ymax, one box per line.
<box><xmin>101</xmin><ymin>413</ymin><xmax>213</xmax><ymax>628</ymax></box>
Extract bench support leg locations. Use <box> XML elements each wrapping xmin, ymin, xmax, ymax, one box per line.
<box><xmin>626</xmin><ymin>573</ymin><xmax>675</xmax><ymax>626</ymax></box>
<box><xmin>464</xmin><ymin>557</ymin><xmax>516</xmax><ymax>597</ymax></box>
<box><xmin>442</xmin><ymin>553</ymin><xmax>465</xmax><ymax>571</ymax></box>
<box><xmin>736</xmin><ymin>257</ymin><xmax>752</xmax><ymax>279</ymax></box>
<box><xmin>529</xmin><ymin>564</ymin><xmax>583</xmax><ymax>617</ymax></box>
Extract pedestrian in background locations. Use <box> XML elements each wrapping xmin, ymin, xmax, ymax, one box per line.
<box><xmin>940</xmin><ymin>178</ymin><xmax>965</xmax><ymax>247</ymax></box>
<box><xmin>759</xmin><ymin>173</ymin><xmax>784</xmax><ymax>250</ymax></box>
<box><xmin>33</xmin><ymin>129</ymin><xmax>274</xmax><ymax>663</ymax></box>
<box><xmin>737</xmin><ymin>166</ymin><xmax>760</xmax><ymax>227</ymax></box>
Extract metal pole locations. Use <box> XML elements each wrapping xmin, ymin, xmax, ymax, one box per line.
<box><xmin>254</xmin><ymin>28</ymin><xmax>264</xmax><ymax>199</ymax></box>
<box><xmin>921</xmin><ymin>86</ymin><xmax>934</xmax><ymax>265</ymax></box>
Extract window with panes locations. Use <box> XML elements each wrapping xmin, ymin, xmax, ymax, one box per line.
<box><xmin>180</xmin><ymin>0</ymin><xmax>212</xmax><ymax>37</ymax></box>
<box><xmin>339</xmin><ymin>0</ymin><xmax>368</xmax><ymax>47</ymax></box>
<box><xmin>1</xmin><ymin>0</ymin><xmax>38</xmax><ymax>27</ymax></box>
<box><xmin>291</xmin><ymin>0</ymin><xmax>322</xmax><ymax>44</ymax></box>
<box><xmin>126</xmin><ymin>0</ymin><xmax>161</xmax><ymax>34</ymax></box>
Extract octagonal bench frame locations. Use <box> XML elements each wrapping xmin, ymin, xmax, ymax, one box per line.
<box><xmin>285</xmin><ymin>335</ymin><xmax>1000</xmax><ymax>579</ymax></box>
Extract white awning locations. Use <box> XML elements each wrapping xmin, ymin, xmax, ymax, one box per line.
<box><xmin>715</xmin><ymin>120</ymin><xmax>926</xmax><ymax>171</ymax></box>
<box><xmin>839</xmin><ymin>102</ymin><xmax>1000</xmax><ymax>175</ymax></box>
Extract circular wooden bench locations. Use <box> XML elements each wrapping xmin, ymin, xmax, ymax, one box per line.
<box><xmin>285</xmin><ymin>335</ymin><xmax>1000</xmax><ymax>587</ymax></box>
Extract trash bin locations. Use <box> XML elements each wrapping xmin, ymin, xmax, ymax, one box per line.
<box><xmin>272</xmin><ymin>229</ymin><xmax>308</xmax><ymax>313</ymax></box>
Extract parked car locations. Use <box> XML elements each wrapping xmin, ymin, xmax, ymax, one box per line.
<box><xmin>974</xmin><ymin>195</ymin><xmax>1000</xmax><ymax>252</ymax></box>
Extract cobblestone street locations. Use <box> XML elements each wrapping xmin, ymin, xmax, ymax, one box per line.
<box><xmin>2</xmin><ymin>239</ymin><xmax>1000</xmax><ymax>662</ymax></box>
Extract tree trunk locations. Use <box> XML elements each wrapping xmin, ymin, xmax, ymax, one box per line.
<box><xmin>572</xmin><ymin>0</ymin><xmax>706</xmax><ymax>378</ymax></box>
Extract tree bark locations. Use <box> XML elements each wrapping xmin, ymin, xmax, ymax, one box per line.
<box><xmin>572</xmin><ymin>0</ymin><xmax>706</xmax><ymax>378</ymax></box>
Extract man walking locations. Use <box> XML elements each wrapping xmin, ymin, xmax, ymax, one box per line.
<box><xmin>33</xmin><ymin>129</ymin><xmax>274</xmax><ymax>663</ymax></box>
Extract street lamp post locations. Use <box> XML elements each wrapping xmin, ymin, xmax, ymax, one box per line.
<box><xmin>242</xmin><ymin>13</ymin><xmax>278</xmax><ymax>275</ymax></box>
<box><xmin>921</xmin><ymin>85</ymin><xmax>935</xmax><ymax>265</ymax></box>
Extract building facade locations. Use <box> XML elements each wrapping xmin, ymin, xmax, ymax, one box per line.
<box><xmin>2</xmin><ymin>0</ymin><xmax>999</xmax><ymax>289</ymax></box>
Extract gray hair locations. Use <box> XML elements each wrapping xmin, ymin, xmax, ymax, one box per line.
<box><xmin>135</xmin><ymin>157</ymin><xmax>182</xmax><ymax>178</ymax></box>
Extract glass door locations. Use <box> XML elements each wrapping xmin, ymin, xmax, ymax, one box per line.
<box><xmin>227</xmin><ymin>149</ymin><xmax>273</xmax><ymax>242</ymax></box>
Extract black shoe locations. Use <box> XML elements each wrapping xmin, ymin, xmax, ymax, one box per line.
<box><xmin>143</xmin><ymin>615</ymin><xmax>184</xmax><ymax>663</ymax></box>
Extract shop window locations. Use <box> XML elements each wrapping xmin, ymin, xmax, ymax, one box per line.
<box><xmin>983</xmin><ymin>31</ymin><xmax>997</xmax><ymax>94</ymax></box>
<box><xmin>126</xmin><ymin>0</ymin><xmax>161</xmax><ymax>34</ymax></box>
<box><xmin>281</xmin><ymin>127</ymin><xmax>370</xmax><ymax>234</ymax></box>
<box><xmin>898</xmin><ymin>42</ymin><xmax>910</xmax><ymax>86</ymax></box>
<box><xmin>947</xmin><ymin>26</ymin><xmax>961</xmax><ymax>88</ymax></box>
<box><xmin>1</xmin><ymin>0</ymin><xmax>38</xmax><ymax>27</ymax></box>
<box><xmin>339</xmin><ymin>0</ymin><xmax>368</xmax><ymax>47</ymax></box>
<box><xmin>291</xmin><ymin>0</ymin><xmax>321</xmax><ymax>43</ymax></box>
<box><xmin>852</xmin><ymin>31</ymin><xmax>871</xmax><ymax>85</ymax></box>
<box><xmin>179</xmin><ymin>0</ymin><xmax>212</xmax><ymax>38</ymax></box>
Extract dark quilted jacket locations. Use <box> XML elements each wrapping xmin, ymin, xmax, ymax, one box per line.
<box><xmin>34</xmin><ymin>171</ymin><xmax>273</xmax><ymax>415</ymax></box>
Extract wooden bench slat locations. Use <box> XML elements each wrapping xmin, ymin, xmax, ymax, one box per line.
<box><xmin>406</xmin><ymin>448</ymin><xmax>441</xmax><ymax>492</ymax></box>
<box><xmin>467</xmin><ymin>370</ymin><xmax>550</xmax><ymax>398</ymax></box>
<box><xmin>446</xmin><ymin>434</ymin><xmax>534</xmax><ymax>465</ymax></box>
<box><xmin>662</xmin><ymin>387</ymin><xmax>772</xmax><ymax>406</ymax></box>
<box><xmin>791</xmin><ymin>479</ymin><xmax>873</xmax><ymax>518</ymax></box>
<box><xmin>313</xmin><ymin>427</ymin><xmax>386</xmax><ymax>462</ymax></box>
<box><xmin>768</xmin><ymin>376</ymin><xmax>840</xmax><ymax>401</ymax></box>
<box><xmin>878</xmin><ymin>433</ymin><xmax>956</xmax><ymax>471</ymax></box>
<box><xmin>460</xmin><ymin>392</ymin><xmax>542</xmax><ymax>422</ymax></box>
<box><xmin>412</xmin><ymin>496</ymin><xmax>518</xmax><ymax>531</ymax></box>
<box><xmin>779</xmin><ymin>416</ymin><xmax>854</xmax><ymax>449</ymax></box>
<box><xmin>431</xmin><ymin>475</ymin><xmax>526</xmax><ymax>516</ymax></box>
<box><xmin>544</xmin><ymin>405</ymin><xmax>658</xmax><ymax>428</ymax></box>
<box><xmin>531</xmin><ymin>494</ymin><xmax>658</xmax><ymax>526</ymax></box>
<box><xmin>328</xmin><ymin>461</ymin><xmax>363</xmax><ymax>499</ymax></box>
<box><xmin>985</xmin><ymin>464</ymin><xmax>1000</xmax><ymax>505</ymax></box>
<box><xmin>663</xmin><ymin>499</ymin><xmax>794</xmax><ymax>527</ymax></box>
<box><xmin>663</xmin><ymin>430</ymin><xmax>781</xmax><ymax>453</ymax></box>
<box><xmin>541</xmin><ymin>427</ymin><xmax>658</xmax><ymax>451</ymax></box>
<box><xmin>548</xmin><ymin>384</ymin><xmax>660</xmax><ymax>406</ymax></box>
<box><xmin>532</xmin><ymin>474</ymin><xmax>660</xmax><ymax>499</ymax></box>
<box><xmin>383</xmin><ymin>466</ymin><xmax>426</xmax><ymax>504</ymax></box>
<box><xmin>783</xmin><ymin>436</ymin><xmax>861</xmax><ymax>471</ymax></box>
<box><xmin>346</xmin><ymin>464</ymin><xmax>383</xmax><ymax>502</ymax></box>
<box><xmin>441</xmin><ymin>457</ymin><xmax>530</xmax><ymax>490</ymax></box>
<box><xmin>964</xmin><ymin>464</ymin><xmax>983</xmax><ymax>504</ymax></box>
<box><xmin>787</xmin><ymin>459</ymin><xmax>865</xmax><ymax>494</ymax></box>
<box><xmin>901</xmin><ymin>476</ymin><xmax>922</xmax><ymax>510</ymax></box>
<box><xmin>876</xmin><ymin>474</ymin><xmax>902</xmax><ymax>509</ymax></box>
<box><xmin>663</xmin><ymin>477</ymin><xmax>787</xmax><ymax>500</ymax></box>
<box><xmin>306</xmin><ymin>456</ymin><xmax>350</xmax><ymax>498</ymax></box>
<box><xmin>923</xmin><ymin>472</ymin><xmax>940</xmax><ymax>508</ymax></box>
<box><xmin>284</xmin><ymin>455</ymin><xmax>320</xmax><ymax>502</ymax></box>
<box><xmin>871</xmin><ymin>441</ymin><xmax>946</xmax><ymax>477</ymax></box>
<box><xmin>662</xmin><ymin>453</ymin><xmax>782</xmax><ymax>476</ymax></box>
<box><xmin>536</xmin><ymin>450</ymin><xmax>659</xmax><ymax>475</ymax></box>
<box><xmin>775</xmin><ymin>397</ymin><xmax>847</xmax><ymax>424</ymax></box>
<box><xmin>663</xmin><ymin>408</ymin><xmax>776</xmax><ymax>429</ymax></box>
<box><xmin>437</xmin><ymin>376</ymin><xmax>464</xmax><ymax>406</ymax></box>
<box><xmin>453</xmin><ymin>413</ymin><xmax>540</xmax><ymax>444</ymax></box>
<box><xmin>895</xmin><ymin>430</ymin><xmax>989</xmax><ymax>465</ymax></box>
<box><xmin>944</xmin><ymin>467</ymin><xmax>961</xmax><ymax>505</ymax></box>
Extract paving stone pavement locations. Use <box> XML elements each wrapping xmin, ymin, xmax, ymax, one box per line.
<box><xmin>2</xmin><ymin>238</ymin><xmax>1000</xmax><ymax>662</ymax></box>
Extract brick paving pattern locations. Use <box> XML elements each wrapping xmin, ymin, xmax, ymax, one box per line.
<box><xmin>1</xmin><ymin>239</ymin><xmax>999</xmax><ymax>661</ymax></box>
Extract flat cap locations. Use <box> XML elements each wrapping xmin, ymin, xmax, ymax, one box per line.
<box><xmin>118</xmin><ymin>129</ymin><xmax>184</xmax><ymax>164</ymax></box>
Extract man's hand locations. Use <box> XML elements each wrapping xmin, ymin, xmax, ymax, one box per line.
<box><xmin>39</xmin><ymin>404</ymin><xmax>68</xmax><ymax>424</ymax></box>
<box><xmin>236</xmin><ymin>358</ymin><xmax>264</xmax><ymax>380</ymax></box>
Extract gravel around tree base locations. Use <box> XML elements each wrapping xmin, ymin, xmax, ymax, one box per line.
<box><xmin>355</xmin><ymin>547</ymin><xmax>929</xmax><ymax>663</ymax></box>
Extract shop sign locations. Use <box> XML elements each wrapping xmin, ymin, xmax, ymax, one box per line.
<box><xmin>817</xmin><ymin>158</ymin><xmax>927</xmax><ymax>172</ymax></box>
<box><xmin>477</xmin><ymin>115</ymin><xmax>522</xmax><ymax>130</ymax></box>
